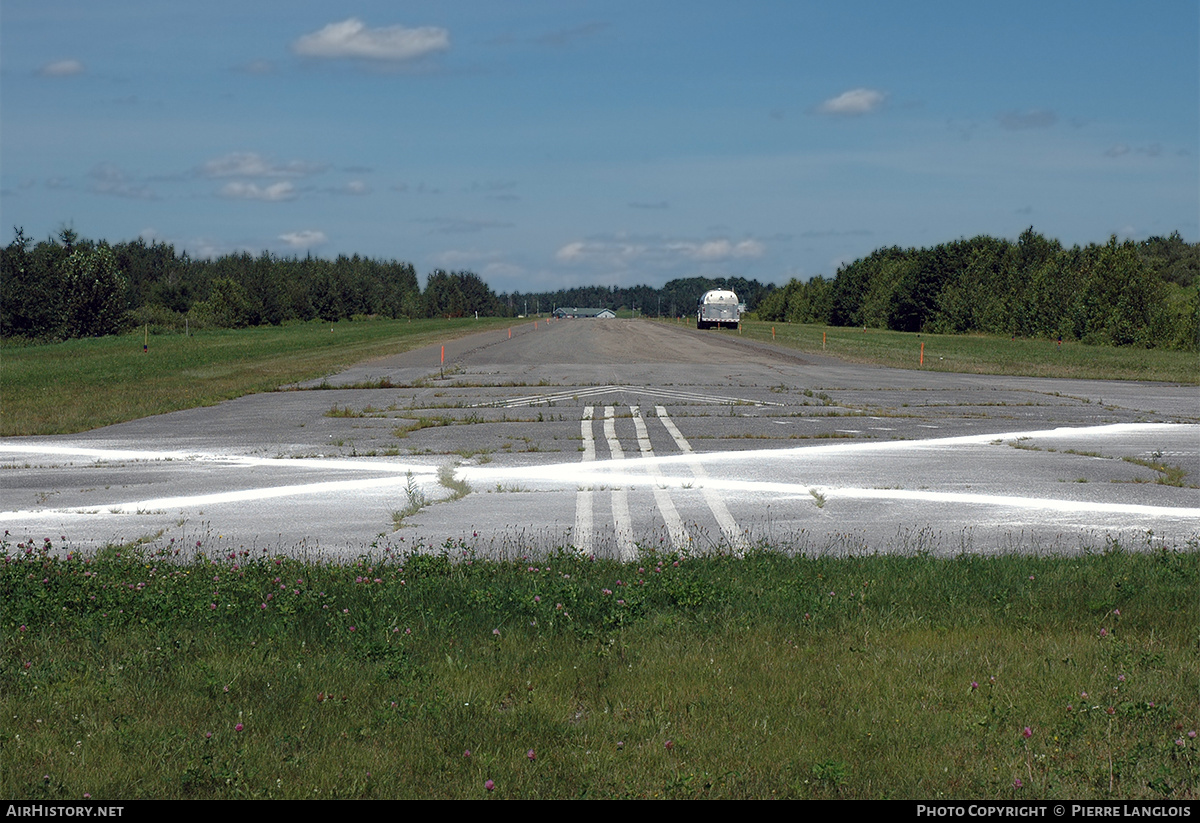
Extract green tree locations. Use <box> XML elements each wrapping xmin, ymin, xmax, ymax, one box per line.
<box><xmin>59</xmin><ymin>244</ymin><xmax>128</xmax><ymax>338</ymax></box>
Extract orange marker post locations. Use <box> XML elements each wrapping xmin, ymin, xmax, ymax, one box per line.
<box><xmin>920</xmin><ymin>341</ymin><xmax>924</xmax><ymax>366</ymax></box>
<box><xmin>772</xmin><ymin>326</ymin><xmax>775</xmax><ymax>339</ymax></box>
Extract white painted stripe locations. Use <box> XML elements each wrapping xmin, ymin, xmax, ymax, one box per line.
<box><xmin>631</xmin><ymin>405</ymin><xmax>687</xmax><ymax>550</ymax></box>
<box><xmin>603</xmin><ymin>406</ymin><xmax>636</xmax><ymax>560</ymax></box>
<box><xmin>574</xmin><ymin>406</ymin><xmax>595</xmax><ymax>554</ymax></box>
<box><xmin>482</xmin><ymin>384</ymin><xmax>784</xmax><ymax>409</ymax></box>
<box><xmin>0</xmin><ymin>443</ymin><xmax>439</xmax><ymax>475</ymax></box>
<box><xmin>656</xmin><ymin>405</ymin><xmax>749</xmax><ymax>553</ymax></box>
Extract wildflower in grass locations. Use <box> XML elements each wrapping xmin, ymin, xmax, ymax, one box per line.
<box><xmin>527</xmin><ymin>749</ymin><xmax>536</xmax><ymax>761</ymax></box>
<box><xmin>464</xmin><ymin>750</ymin><xmax>471</xmax><ymax>758</ymax></box>
<box><xmin>617</xmin><ymin>741</ymin><xmax>624</xmax><ymax>749</ymax></box>
<box><xmin>1099</xmin><ymin>628</ymin><xmax>1108</xmax><ymax>637</ymax></box>
<box><xmin>205</xmin><ymin>732</ymin><xmax>212</xmax><ymax>739</ymax></box>
<box><xmin>1013</xmin><ymin>778</ymin><xmax>1023</xmax><ymax>789</ymax></box>
<box><xmin>1022</xmin><ymin>727</ymin><xmax>1032</xmax><ymax>739</ymax></box>
<box><xmin>485</xmin><ymin>780</ymin><xmax>495</xmax><ymax>792</ymax></box>
<box><xmin>493</xmin><ymin>628</ymin><xmax>500</xmax><ymax>636</ymax></box>
<box><xmin>1177</xmin><ymin>739</ymin><xmax>1186</xmax><ymax>747</ymax></box>
<box><xmin>970</xmin><ymin>681</ymin><xmax>979</xmax><ymax>691</ymax></box>
<box><xmin>235</xmin><ymin>723</ymin><xmax>244</xmax><ymax>732</ymax></box>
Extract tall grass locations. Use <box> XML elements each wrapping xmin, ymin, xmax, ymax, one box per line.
<box><xmin>0</xmin><ymin>317</ymin><xmax>510</xmax><ymax>436</ymax></box>
<box><xmin>737</xmin><ymin>320</ymin><xmax>1200</xmax><ymax>384</ymax></box>
<box><xmin>3</xmin><ymin>534</ymin><xmax>1196</xmax><ymax>800</ymax></box>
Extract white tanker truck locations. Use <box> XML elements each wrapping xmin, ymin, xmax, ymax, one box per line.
<box><xmin>696</xmin><ymin>289</ymin><xmax>740</xmax><ymax>330</ymax></box>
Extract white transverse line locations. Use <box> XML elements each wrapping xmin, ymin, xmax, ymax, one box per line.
<box><xmin>574</xmin><ymin>406</ymin><xmax>595</xmax><ymax>554</ymax></box>
<box><xmin>485</xmin><ymin>384</ymin><xmax>785</xmax><ymax>409</ymax></box>
<box><xmin>603</xmin><ymin>405</ymin><xmax>636</xmax><ymax>560</ymax></box>
<box><xmin>656</xmin><ymin>405</ymin><xmax>748</xmax><ymax>553</ymax></box>
<box><xmin>631</xmin><ymin>405</ymin><xmax>688</xmax><ymax>550</ymax></box>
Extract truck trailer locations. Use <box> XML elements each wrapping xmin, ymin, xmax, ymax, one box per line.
<box><xmin>696</xmin><ymin>289</ymin><xmax>740</xmax><ymax>329</ymax></box>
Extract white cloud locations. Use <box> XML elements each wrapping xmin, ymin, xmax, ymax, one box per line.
<box><xmin>279</xmin><ymin>230</ymin><xmax>328</xmax><ymax>248</ymax></box>
<box><xmin>676</xmin><ymin>238</ymin><xmax>764</xmax><ymax>261</ymax></box>
<box><xmin>38</xmin><ymin>59</ymin><xmax>84</xmax><ymax>77</ymax></box>
<box><xmin>341</xmin><ymin>180</ymin><xmax>370</xmax><ymax>194</ymax></box>
<box><xmin>817</xmin><ymin>88</ymin><xmax>886</xmax><ymax>116</ymax></box>
<box><xmin>199</xmin><ymin>152</ymin><xmax>326</xmax><ymax>178</ymax></box>
<box><xmin>1103</xmin><ymin>144</ymin><xmax>1131</xmax><ymax>158</ymax></box>
<box><xmin>415</xmin><ymin>217</ymin><xmax>513</xmax><ymax>234</ymax></box>
<box><xmin>997</xmin><ymin>109</ymin><xmax>1058</xmax><ymax>130</ymax></box>
<box><xmin>219</xmin><ymin>181</ymin><xmax>298</xmax><ymax>201</ymax></box>
<box><xmin>292</xmin><ymin>18</ymin><xmax>450</xmax><ymax>61</ymax></box>
<box><xmin>89</xmin><ymin>163</ymin><xmax>157</xmax><ymax>199</ymax></box>
<box><xmin>238</xmin><ymin>59</ymin><xmax>277</xmax><ymax>75</ymax></box>
<box><xmin>555</xmin><ymin>235</ymin><xmax>765</xmax><ymax>267</ymax></box>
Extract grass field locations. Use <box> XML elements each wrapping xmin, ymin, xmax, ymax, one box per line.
<box><xmin>0</xmin><ymin>317</ymin><xmax>511</xmax><ymax>437</ymax></box>
<box><xmin>735</xmin><ymin>320</ymin><xmax>1199</xmax><ymax>384</ymax></box>
<box><xmin>2</xmin><ymin>534</ymin><xmax>1196</xmax><ymax>800</ymax></box>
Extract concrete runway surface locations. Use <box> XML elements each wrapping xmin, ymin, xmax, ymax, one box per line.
<box><xmin>2</xmin><ymin>319</ymin><xmax>1197</xmax><ymax>558</ymax></box>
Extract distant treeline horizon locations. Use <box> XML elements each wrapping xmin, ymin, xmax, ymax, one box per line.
<box><xmin>759</xmin><ymin>229</ymin><xmax>1197</xmax><ymax>351</ymax></box>
<box><xmin>2</xmin><ymin>226</ymin><xmax>1195</xmax><ymax>350</ymax></box>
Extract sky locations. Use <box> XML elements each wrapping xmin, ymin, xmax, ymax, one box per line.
<box><xmin>2</xmin><ymin>1</ymin><xmax>1197</xmax><ymax>294</ymax></box>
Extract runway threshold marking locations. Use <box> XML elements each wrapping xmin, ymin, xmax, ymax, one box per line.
<box><xmin>631</xmin><ymin>406</ymin><xmax>688</xmax><ymax>550</ymax></box>
<box><xmin>573</xmin><ymin>406</ymin><xmax>595</xmax><ymax>555</ymax></box>
<box><xmin>656</xmin><ymin>405</ymin><xmax>749</xmax><ymax>553</ymax></box>
<box><xmin>603</xmin><ymin>406</ymin><xmax>637</xmax><ymax>560</ymax></box>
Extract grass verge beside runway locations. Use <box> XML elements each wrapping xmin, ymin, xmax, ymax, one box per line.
<box><xmin>3</xmin><ymin>534</ymin><xmax>1196</xmax><ymax>800</ymax></box>
<box><xmin>0</xmin><ymin>317</ymin><xmax>511</xmax><ymax>436</ymax></box>
<box><xmin>733</xmin><ymin>320</ymin><xmax>1200</xmax><ymax>384</ymax></box>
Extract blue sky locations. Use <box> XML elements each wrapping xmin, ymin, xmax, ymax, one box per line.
<box><xmin>2</xmin><ymin>1</ymin><xmax>1196</xmax><ymax>293</ymax></box>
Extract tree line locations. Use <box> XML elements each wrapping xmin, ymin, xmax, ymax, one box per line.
<box><xmin>755</xmin><ymin>229</ymin><xmax>1198</xmax><ymax>350</ymax></box>
<box><xmin>4</xmin><ymin>226</ymin><xmax>1194</xmax><ymax>350</ymax></box>
<box><xmin>0</xmin><ymin>227</ymin><xmax>776</xmax><ymax>341</ymax></box>
<box><xmin>0</xmin><ymin>228</ymin><xmax>507</xmax><ymax>340</ymax></box>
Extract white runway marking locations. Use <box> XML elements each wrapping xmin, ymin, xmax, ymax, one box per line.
<box><xmin>486</xmin><ymin>384</ymin><xmax>783</xmax><ymax>408</ymax></box>
<box><xmin>631</xmin><ymin>405</ymin><xmax>688</xmax><ymax>550</ymax></box>
<box><xmin>2</xmin><ymin>425</ymin><xmax>1196</xmax><ymax>533</ymax></box>
<box><xmin>574</xmin><ymin>405</ymin><xmax>595</xmax><ymax>554</ymax></box>
<box><xmin>656</xmin><ymin>405</ymin><xmax>749</xmax><ymax>553</ymax></box>
<box><xmin>603</xmin><ymin>405</ymin><xmax>636</xmax><ymax>560</ymax></box>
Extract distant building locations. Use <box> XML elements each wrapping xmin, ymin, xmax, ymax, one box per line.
<box><xmin>552</xmin><ymin>307</ymin><xmax>616</xmax><ymax>319</ymax></box>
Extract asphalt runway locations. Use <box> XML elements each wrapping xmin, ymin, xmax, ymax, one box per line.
<box><xmin>2</xmin><ymin>319</ymin><xmax>1198</xmax><ymax>558</ymax></box>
